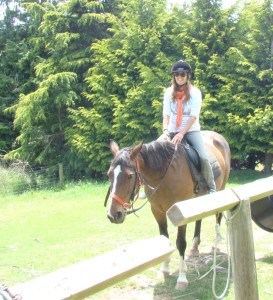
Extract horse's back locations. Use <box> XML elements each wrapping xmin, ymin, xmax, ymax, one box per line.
<box><xmin>202</xmin><ymin>130</ymin><xmax>230</xmax><ymax>159</ymax></box>
<box><xmin>202</xmin><ymin>130</ymin><xmax>231</xmax><ymax>189</ymax></box>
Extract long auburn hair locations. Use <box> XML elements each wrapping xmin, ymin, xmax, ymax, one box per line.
<box><xmin>171</xmin><ymin>74</ymin><xmax>191</xmax><ymax>102</ymax></box>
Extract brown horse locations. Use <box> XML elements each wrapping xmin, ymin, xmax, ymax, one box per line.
<box><xmin>106</xmin><ymin>130</ymin><xmax>231</xmax><ymax>289</ymax></box>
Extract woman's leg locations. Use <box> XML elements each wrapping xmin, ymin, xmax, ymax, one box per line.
<box><xmin>185</xmin><ymin>131</ymin><xmax>216</xmax><ymax>193</ymax></box>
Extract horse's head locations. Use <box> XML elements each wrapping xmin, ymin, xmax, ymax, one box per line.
<box><xmin>106</xmin><ymin>140</ymin><xmax>143</xmax><ymax>224</ymax></box>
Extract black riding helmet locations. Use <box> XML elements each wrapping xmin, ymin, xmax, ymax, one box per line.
<box><xmin>171</xmin><ymin>60</ymin><xmax>192</xmax><ymax>74</ymax></box>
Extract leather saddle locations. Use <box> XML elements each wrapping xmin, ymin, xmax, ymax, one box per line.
<box><xmin>182</xmin><ymin>139</ymin><xmax>222</xmax><ymax>194</ymax></box>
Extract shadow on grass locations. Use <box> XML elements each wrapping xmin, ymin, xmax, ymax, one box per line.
<box><xmin>153</xmin><ymin>252</ymin><xmax>232</xmax><ymax>300</ymax></box>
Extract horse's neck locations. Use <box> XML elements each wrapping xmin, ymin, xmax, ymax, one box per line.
<box><xmin>138</xmin><ymin>157</ymin><xmax>163</xmax><ymax>185</ymax></box>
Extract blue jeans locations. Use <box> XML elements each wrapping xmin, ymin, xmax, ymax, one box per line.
<box><xmin>184</xmin><ymin>131</ymin><xmax>216</xmax><ymax>191</ymax></box>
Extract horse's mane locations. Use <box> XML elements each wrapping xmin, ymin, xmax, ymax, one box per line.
<box><xmin>112</xmin><ymin>140</ymin><xmax>176</xmax><ymax>173</ymax></box>
<box><xmin>140</xmin><ymin>140</ymin><xmax>176</xmax><ymax>173</ymax></box>
<box><xmin>112</xmin><ymin>146</ymin><xmax>136</xmax><ymax>169</ymax></box>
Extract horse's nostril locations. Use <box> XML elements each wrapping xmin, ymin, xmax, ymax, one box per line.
<box><xmin>116</xmin><ymin>211</ymin><xmax>123</xmax><ymax>220</ymax></box>
<box><xmin>107</xmin><ymin>211</ymin><xmax>125</xmax><ymax>224</ymax></box>
<box><xmin>107</xmin><ymin>212</ymin><xmax>123</xmax><ymax>223</ymax></box>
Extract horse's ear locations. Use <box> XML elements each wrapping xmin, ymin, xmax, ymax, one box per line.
<box><xmin>130</xmin><ymin>141</ymin><xmax>143</xmax><ymax>160</ymax></box>
<box><xmin>110</xmin><ymin>140</ymin><xmax>119</xmax><ymax>157</ymax></box>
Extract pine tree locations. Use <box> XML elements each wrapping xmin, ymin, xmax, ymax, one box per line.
<box><xmin>172</xmin><ymin>0</ymin><xmax>237</xmax><ymax>139</ymax></box>
<box><xmin>0</xmin><ymin>0</ymin><xmax>33</xmax><ymax>152</ymax></box>
<box><xmin>68</xmin><ymin>0</ymin><xmax>184</xmax><ymax>175</ymax></box>
<box><xmin>231</xmin><ymin>0</ymin><xmax>273</xmax><ymax>171</ymax></box>
<box><xmin>6</xmin><ymin>0</ymin><xmax>114</xmax><ymax>176</ymax></box>
<box><xmin>210</xmin><ymin>0</ymin><xmax>273</xmax><ymax>171</ymax></box>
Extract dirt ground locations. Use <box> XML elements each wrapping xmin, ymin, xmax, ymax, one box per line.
<box><xmin>90</xmin><ymin>246</ymin><xmax>229</xmax><ymax>300</ymax></box>
<box><xmin>90</xmin><ymin>222</ymin><xmax>273</xmax><ymax>300</ymax></box>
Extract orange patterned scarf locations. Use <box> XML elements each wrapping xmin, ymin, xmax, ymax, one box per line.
<box><xmin>175</xmin><ymin>90</ymin><xmax>187</xmax><ymax>130</ymax></box>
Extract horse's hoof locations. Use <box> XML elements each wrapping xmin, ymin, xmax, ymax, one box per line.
<box><xmin>188</xmin><ymin>249</ymin><xmax>200</xmax><ymax>257</ymax></box>
<box><xmin>175</xmin><ymin>281</ymin><xmax>188</xmax><ymax>290</ymax></box>
<box><xmin>211</xmin><ymin>246</ymin><xmax>220</xmax><ymax>254</ymax></box>
<box><xmin>185</xmin><ymin>255</ymin><xmax>191</xmax><ymax>261</ymax></box>
<box><xmin>161</xmin><ymin>270</ymin><xmax>170</xmax><ymax>279</ymax></box>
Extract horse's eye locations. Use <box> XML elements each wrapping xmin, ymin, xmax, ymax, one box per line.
<box><xmin>128</xmin><ymin>174</ymin><xmax>134</xmax><ymax>179</ymax></box>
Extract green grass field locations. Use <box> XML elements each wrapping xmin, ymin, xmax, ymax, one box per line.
<box><xmin>1</xmin><ymin>170</ymin><xmax>273</xmax><ymax>299</ymax></box>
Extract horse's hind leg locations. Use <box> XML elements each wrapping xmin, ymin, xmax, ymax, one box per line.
<box><xmin>188</xmin><ymin>219</ymin><xmax>201</xmax><ymax>258</ymax></box>
<box><xmin>216</xmin><ymin>212</ymin><xmax>222</xmax><ymax>224</ymax></box>
<box><xmin>215</xmin><ymin>212</ymin><xmax>223</xmax><ymax>242</ymax></box>
<box><xmin>176</xmin><ymin>225</ymin><xmax>188</xmax><ymax>290</ymax></box>
<box><xmin>212</xmin><ymin>212</ymin><xmax>224</xmax><ymax>253</ymax></box>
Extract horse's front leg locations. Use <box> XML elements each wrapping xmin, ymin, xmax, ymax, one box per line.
<box><xmin>157</xmin><ymin>220</ymin><xmax>171</xmax><ymax>277</ymax></box>
<box><xmin>176</xmin><ymin>225</ymin><xmax>188</xmax><ymax>290</ymax></box>
<box><xmin>188</xmin><ymin>219</ymin><xmax>202</xmax><ymax>257</ymax></box>
<box><xmin>151</xmin><ymin>206</ymin><xmax>171</xmax><ymax>277</ymax></box>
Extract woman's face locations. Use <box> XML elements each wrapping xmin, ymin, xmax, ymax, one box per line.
<box><xmin>174</xmin><ymin>71</ymin><xmax>188</xmax><ymax>86</ymax></box>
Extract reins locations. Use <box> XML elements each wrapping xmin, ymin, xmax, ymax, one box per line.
<box><xmin>103</xmin><ymin>186</ymin><xmax>111</xmax><ymax>207</ymax></box>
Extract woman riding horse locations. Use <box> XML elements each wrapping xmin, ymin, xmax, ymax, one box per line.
<box><xmin>106</xmin><ymin>60</ymin><xmax>231</xmax><ymax>290</ymax></box>
<box><xmin>162</xmin><ymin>59</ymin><xmax>216</xmax><ymax>194</ymax></box>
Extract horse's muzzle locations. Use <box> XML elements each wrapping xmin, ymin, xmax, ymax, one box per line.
<box><xmin>107</xmin><ymin>211</ymin><xmax>126</xmax><ymax>224</ymax></box>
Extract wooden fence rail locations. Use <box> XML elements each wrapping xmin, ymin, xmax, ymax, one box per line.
<box><xmin>167</xmin><ymin>176</ymin><xmax>273</xmax><ymax>300</ymax></box>
<box><xmin>10</xmin><ymin>177</ymin><xmax>273</xmax><ymax>300</ymax></box>
<box><xmin>167</xmin><ymin>176</ymin><xmax>273</xmax><ymax>227</ymax></box>
<box><xmin>12</xmin><ymin>236</ymin><xmax>174</xmax><ymax>300</ymax></box>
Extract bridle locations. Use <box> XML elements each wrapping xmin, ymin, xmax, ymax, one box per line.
<box><xmin>104</xmin><ymin>157</ymin><xmax>145</xmax><ymax>215</ymax></box>
<box><xmin>104</xmin><ymin>144</ymin><xmax>178</xmax><ymax>215</ymax></box>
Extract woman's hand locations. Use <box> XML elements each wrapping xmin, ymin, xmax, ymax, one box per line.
<box><xmin>172</xmin><ymin>132</ymin><xmax>184</xmax><ymax>144</ymax></box>
<box><xmin>157</xmin><ymin>131</ymin><xmax>171</xmax><ymax>142</ymax></box>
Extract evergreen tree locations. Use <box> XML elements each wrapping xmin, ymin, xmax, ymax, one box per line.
<box><xmin>172</xmin><ymin>0</ymin><xmax>237</xmax><ymax>134</ymax></box>
<box><xmin>0</xmin><ymin>0</ymin><xmax>57</xmax><ymax>153</ymax></box>
<box><xmin>249</xmin><ymin>0</ymin><xmax>273</xmax><ymax>172</ymax></box>
<box><xmin>2</xmin><ymin>0</ymin><xmax>272</xmax><ymax>177</ymax></box>
<box><xmin>68</xmin><ymin>0</ymin><xmax>183</xmax><ymax>176</ymax></box>
<box><xmin>6</xmin><ymin>0</ymin><xmax>114</xmax><ymax>177</ymax></box>
<box><xmin>0</xmin><ymin>0</ymin><xmax>30</xmax><ymax>152</ymax></box>
<box><xmin>210</xmin><ymin>0</ymin><xmax>273</xmax><ymax>171</ymax></box>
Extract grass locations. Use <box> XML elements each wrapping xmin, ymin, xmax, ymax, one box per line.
<box><xmin>0</xmin><ymin>165</ymin><xmax>58</xmax><ymax>196</ymax></box>
<box><xmin>0</xmin><ymin>170</ymin><xmax>272</xmax><ymax>299</ymax></box>
<box><xmin>226</xmin><ymin>169</ymin><xmax>269</xmax><ymax>186</ymax></box>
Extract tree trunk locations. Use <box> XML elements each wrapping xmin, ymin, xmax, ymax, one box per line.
<box><xmin>271</xmin><ymin>39</ymin><xmax>273</xmax><ymax>69</ymax></box>
<box><xmin>58</xmin><ymin>163</ymin><xmax>64</xmax><ymax>185</ymax></box>
<box><xmin>264</xmin><ymin>153</ymin><xmax>273</xmax><ymax>174</ymax></box>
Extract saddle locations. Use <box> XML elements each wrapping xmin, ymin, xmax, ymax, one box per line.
<box><xmin>182</xmin><ymin>139</ymin><xmax>221</xmax><ymax>194</ymax></box>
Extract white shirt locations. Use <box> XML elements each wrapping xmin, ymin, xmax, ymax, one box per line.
<box><xmin>163</xmin><ymin>85</ymin><xmax>202</xmax><ymax>132</ymax></box>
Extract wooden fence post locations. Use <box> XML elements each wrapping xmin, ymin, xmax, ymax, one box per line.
<box><xmin>227</xmin><ymin>197</ymin><xmax>259</xmax><ymax>300</ymax></box>
<box><xmin>58</xmin><ymin>163</ymin><xmax>64</xmax><ymax>186</ymax></box>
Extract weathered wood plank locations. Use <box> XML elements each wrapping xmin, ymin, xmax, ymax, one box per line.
<box><xmin>227</xmin><ymin>198</ymin><xmax>259</xmax><ymax>300</ymax></box>
<box><xmin>12</xmin><ymin>236</ymin><xmax>174</xmax><ymax>300</ymax></box>
<box><xmin>167</xmin><ymin>188</ymin><xmax>239</xmax><ymax>227</ymax></box>
<box><xmin>167</xmin><ymin>177</ymin><xmax>273</xmax><ymax>227</ymax></box>
<box><xmin>232</xmin><ymin>176</ymin><xmax>273</xmax><ymax>202</ymax></box>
